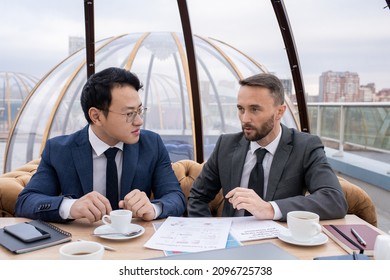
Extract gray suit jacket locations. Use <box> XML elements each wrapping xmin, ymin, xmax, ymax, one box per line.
<box><xmin>188</xmin><ymin>125</ymin><xmax>348</xmax><ymax>220</ymax></box>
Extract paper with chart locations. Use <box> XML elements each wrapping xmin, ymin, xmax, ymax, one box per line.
<box><xmin>151</xmin><ymin>221</ymin><xmax>242</xmax><ymax>256</ymax></box>
<box><xmin>144</xmin><ymin>216</ymin><xmax>232</xmax><ymax>252</ymax></box>
<box><xmin>230</xmin><ymin>216</ymin><xmax>286</xmax><ymax>242</ymax></box>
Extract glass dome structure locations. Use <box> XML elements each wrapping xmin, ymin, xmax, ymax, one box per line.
<box><xmin>0</xmin><ymin>72</ymin><xmax>38</xmax><ymax>137</ymax></box>
<box><xmin>4</xmin><ymin>32</ymin><xmax>298</xmax><ymax>172</ymax></box>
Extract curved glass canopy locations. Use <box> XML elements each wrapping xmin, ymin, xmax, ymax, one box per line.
<box><xmin>4</xmin><ymin>32</ymin><xmax>298</xmax><ymax>172</ymax></box>
<box><xmin>0</xmin><ymin>72</ymin><xmax>38</xmax><ymax>138</ymax></box>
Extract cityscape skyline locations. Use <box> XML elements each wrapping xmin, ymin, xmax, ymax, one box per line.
<box><xmin>317</xmin><ymin>70</ymin><xmax>389</xmax><ymax>102</ymax></box>
<box><xmin>1</xmin><ymin>0</ymin><xmax>389</xmax><ymax>97</ymax></box>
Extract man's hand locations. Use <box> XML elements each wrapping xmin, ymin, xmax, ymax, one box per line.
<box><xmin>225</xmin><ymin>187</ymin><xmax>274</xmax><ymax>219</ymax></box>
<box><xmin>70</xmin><ymin>191</ymin><xmax>112</xmax><ymax>223</ymax></box>
<box><xmin>119</xmin><ymin>189</ymin><xmax>155</xmax><ymax>221</ymax></box>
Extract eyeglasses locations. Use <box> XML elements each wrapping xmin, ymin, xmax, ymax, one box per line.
<box><xmin>107</xmin><ymin>107</ymin><xmax>147</xmax><ymax>124</ymax></box>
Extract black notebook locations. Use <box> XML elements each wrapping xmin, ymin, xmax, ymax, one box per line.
<box><xmin>0</xmin><ymin>220</ymin><xmax>72</xmax><ymax>254</ymax></box>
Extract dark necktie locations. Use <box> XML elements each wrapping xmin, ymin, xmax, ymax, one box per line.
<box><xmin>104</xmin><ymin>147</ymin><xmax>119</xmax><ymax>210</ymax></box>
<box><xmin>245</xmin><ymin>148</ymin><xmax>267</xmax><ymax>216</ymax></box>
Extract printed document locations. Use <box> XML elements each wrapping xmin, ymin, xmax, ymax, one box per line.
<box><xmin>230</xmin><ymin>216</ymin><xmax>287</xmax><ymax>242</ymax></box>
<box><xmin>144</xmin><ymin>216</ymin><xmax>231</xmax><ymax>252</ymax></box>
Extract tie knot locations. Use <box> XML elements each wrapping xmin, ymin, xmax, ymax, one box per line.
<box><xmin>255</xmin><ymin>148</ymin><xmax>267</xmax><ymax>163</ymax></box>
<box><xmin>104</xmin><ymin>147</ymin><xmax>119</xmax><ymax>159</ymax></box>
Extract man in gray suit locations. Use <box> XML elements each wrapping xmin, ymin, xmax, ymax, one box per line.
<box><xmin>188</xmin><ymin>73</ymin><xmax>347</xmax><ymax>221</ymax></box>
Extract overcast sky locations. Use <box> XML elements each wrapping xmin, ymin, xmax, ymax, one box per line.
<box><xmin>1</xmin><ymin>0</ymin><xmax>389</xmax><ymax>95</ymax></box>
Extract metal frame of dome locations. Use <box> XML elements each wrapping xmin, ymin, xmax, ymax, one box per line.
<box><xmin>4</xmin><ymin>31</ymin><xmax>299</xmax><ymax>172</ymax></box>
<box><xmin>85</xmin><ymin>0</ymin><xmax>309</xmax><ymax>161</ymax></box>
<box><xmin>3</xmin><ymin>0</ymin><xmax>306</xmax><ymax>172</ymax></box>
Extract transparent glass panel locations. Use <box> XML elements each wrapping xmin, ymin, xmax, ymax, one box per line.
<box><xmin>6</xmin><ymin>54</ymin><xmax>83</xmax><ymax>170</ymax></box>
<box><xmin>308</xmin><ymin>104</ymin><xmax>390</xmax><ymax>152</ymax></box>
<box><xmin>0</xmin><ymin>72</ymin><xmax>38</xmax><ymax>134</ymax></box>
<box><xmin>320</xmin><ymin>106</ymin><xmax>340</xmax><ymax>140</ymax></box>
<box><xmin>3</xmin><ymin>2</ymin><xmax>299</xmax><ymax>171</ymax></box>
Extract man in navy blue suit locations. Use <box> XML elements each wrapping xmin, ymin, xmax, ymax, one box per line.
<box><xmin>15</xmin><ymin>67</ymin><xmax>186</xmax><ymax>223</ymax></box>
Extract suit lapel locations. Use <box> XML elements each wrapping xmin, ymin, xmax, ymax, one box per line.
<box><xmin>231</xmin><ymin>136</ymin><xmax>249</xmax><ymax>187</ymax></box>
<box><xmin>72</xmin><ymin>126</ymin><xmax>93</xmax><ymax>194</ymax></box>
<box><xmin>121</xmin><ymin>143</ymin><xmax>139</xmax><ymax>199</ymax></box>
<box><xmin>265</xmin><ymin>125</ymin><xmax>293</xmax><ymax>200</ymax></box>
<box><xmin>229</xmin><ymin>135</ymin><xmax>249</xmax><ymax>216</ymax></box>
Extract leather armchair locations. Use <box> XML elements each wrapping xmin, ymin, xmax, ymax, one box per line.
<box><xmin>0</xmin><ymin>159</ymin><xmax>377</xmax><ymax>226</ymax></box>
<box><xmin>171</xmin><ymin>160</ymin><xmax>224</xmax><ymax>217</ymax></box>
<box><xmin>0</xmin><ymin>159</ymin><xmax>39</xmax><ymax>217</ymax></box>
<box><xmin>338</xmin><ymin>176</ymin><xmax>377</xmax><ymax>226</ymax></box>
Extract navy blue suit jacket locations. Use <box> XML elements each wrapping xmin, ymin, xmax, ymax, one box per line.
<box><xmin>15</xmin><ymin>125</ymin><xmax>186</xmax><ymax>222</ymax></box>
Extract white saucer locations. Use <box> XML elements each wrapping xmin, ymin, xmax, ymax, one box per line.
<box><xmin>278</xmin><ymin>229</ymin><xmax>328</xmax><ymax>246</ymax></box>
<box><xmin>93</xmin><ymin>224</ymin><xmax>145</xmax><ymax>240</ymax></box>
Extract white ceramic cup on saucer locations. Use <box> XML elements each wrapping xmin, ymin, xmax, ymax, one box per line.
<box><xmin>102</xmin><ymin>209</ymin><xmax>132</xmax><ymax>233</ymax></box>
<box><xmin>59</xmin><ymin>241</ymin><xmax>104</xmax><ymax>260</ymax></box>
<box><xmin>287</xmin><ymin>211</ymin><xmax>322</xmax><ymax>242</ymax></box>
<box><xmin>373</xmin><ymin>235</ymin><xmax>390</xmax><ymax>260</ymax></box>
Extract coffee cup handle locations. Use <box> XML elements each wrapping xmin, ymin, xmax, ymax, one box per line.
<box><xmin>313</xmin><ymin>223</ymin><xmax>322</xmax><ymax>235</ymax></box>
<box><xmin>102</xmin><ymin>214</ymin><xmax>111</xmax><ymax>225</ymax></box>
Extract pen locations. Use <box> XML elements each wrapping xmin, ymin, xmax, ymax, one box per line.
<box><xmin>330</xmin><ymin>225</ymin><xmax>364</xmax><ymax>254</ymax></box>
<box><xmin>351</xmin><ymin>228</ymin><xmax>366</xmax><ymax>246</ymax></box>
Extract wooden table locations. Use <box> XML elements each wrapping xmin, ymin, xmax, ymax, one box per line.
<box><xmin>0</xmin><ymin>215</ymin><xmax>381</xmax><ymax>260</ymax></box>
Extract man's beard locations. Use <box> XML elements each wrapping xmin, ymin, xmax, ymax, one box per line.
<box><xmin>242</xmin><ymin>114</ymin><xmax>274</xmax><ymax>142</ymax></box>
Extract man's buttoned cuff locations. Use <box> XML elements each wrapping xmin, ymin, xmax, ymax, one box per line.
<box><xmin>152</xmin><ymin>202</ymin><xmax>162</xmax><ymax>219</ymax></box>
<box><xmin>59</xmin><ymin>197</ymin><xmax>77</xmax><ymax>219</ymax></box>
<box><xmin>269</xmin><ymin>201</ymin><xmax>282</xmax><ymax>220</ymax></box>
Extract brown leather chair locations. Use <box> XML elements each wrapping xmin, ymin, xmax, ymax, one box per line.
<box><xmin>0</xmin><ymin>159</ymin><xmax>378</xmax><ymax>226</ymax></box>
<box><xmin>0</xmin><ymin>159</ymin><xmax>40</xmax><ymax>217</ymax></box>
<box><xmin>171</xmin><ymin>160</ymin><xmax>224</xmax><ymax>217</ymax></box>
<box><xmin>337</xmin><ymin>176</ymin><xmax>377</xmax><ymax>226</ymax></box>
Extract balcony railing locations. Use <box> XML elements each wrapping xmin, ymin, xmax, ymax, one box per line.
<box><xmin>307</xmin><ymin>102</ymin><xmax>390</xmax><ymax>155</ymax></box>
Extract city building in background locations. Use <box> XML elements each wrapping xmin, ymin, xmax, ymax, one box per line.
<box><xmin>68</xmin><ymin>36</ymin><xmax>85</xmax><ymax>55</ymax></box>
<box><xmin>319</xmin><ymin>71</ymin><xmax>360</xmax><ymax>102</ymax></box>
<box><xmin>318</xmin><ymin>71</ymin><xmax>390</xmax><ymax>102</ymax></box>
<box><xmin>360</xmin><ymin>83</ymin><xmax>376</xmax><ymax>102</ymax></box>
<box><xmin>376</xmin><ymin>88</ymin><xmax>390</xmax><ymax>102</ymax></box>
<box><xmin>280</xmin><ymin>78</ymin><xmax>293</xmax><ymax>101</ymax></box>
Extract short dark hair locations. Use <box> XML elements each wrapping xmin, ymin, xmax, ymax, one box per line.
<box><xmin>80</xmin><ymin>67</ymin><xmax>143</xmax><ymax>123</ymax></box>
<box><xmin>239</xmin><ymin>73</ymin><xmax>285</xmax><ymax>105</ymax></box>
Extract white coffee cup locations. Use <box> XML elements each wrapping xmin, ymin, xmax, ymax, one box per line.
<box><xmin>102</xmin><ymin>209</ymin><xmax>132</xmax><ymax>233</ymax></box>
<box><xmin>59</xmin><ymin>241</ymin><xmax>104</xmax><ymax>260</ymax></box>
<box><xmin>373</xmin><ymin>235</ymin><xmax>390</xmax><ymax>260</ymax></box>
<box><xmin>287</xmin><ymin>211</ymin><xmax>322</xmax><ymax>242</ymax></box>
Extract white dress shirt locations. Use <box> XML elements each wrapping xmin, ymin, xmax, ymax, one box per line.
<box><xmin>236</xmin><ymin>126</ymin><xmax>283</xmax><ymax>220</ymax></box>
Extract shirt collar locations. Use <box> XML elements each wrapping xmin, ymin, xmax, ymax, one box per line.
<box><xmin>250</xmin><ymin>125</ymin><xmax>282</xmax><ymax>156</ymax></box>
<box><xmin>88</xmin><ymin>125</ymin><xmax>124</xmax><ymax>156</ymax></box>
